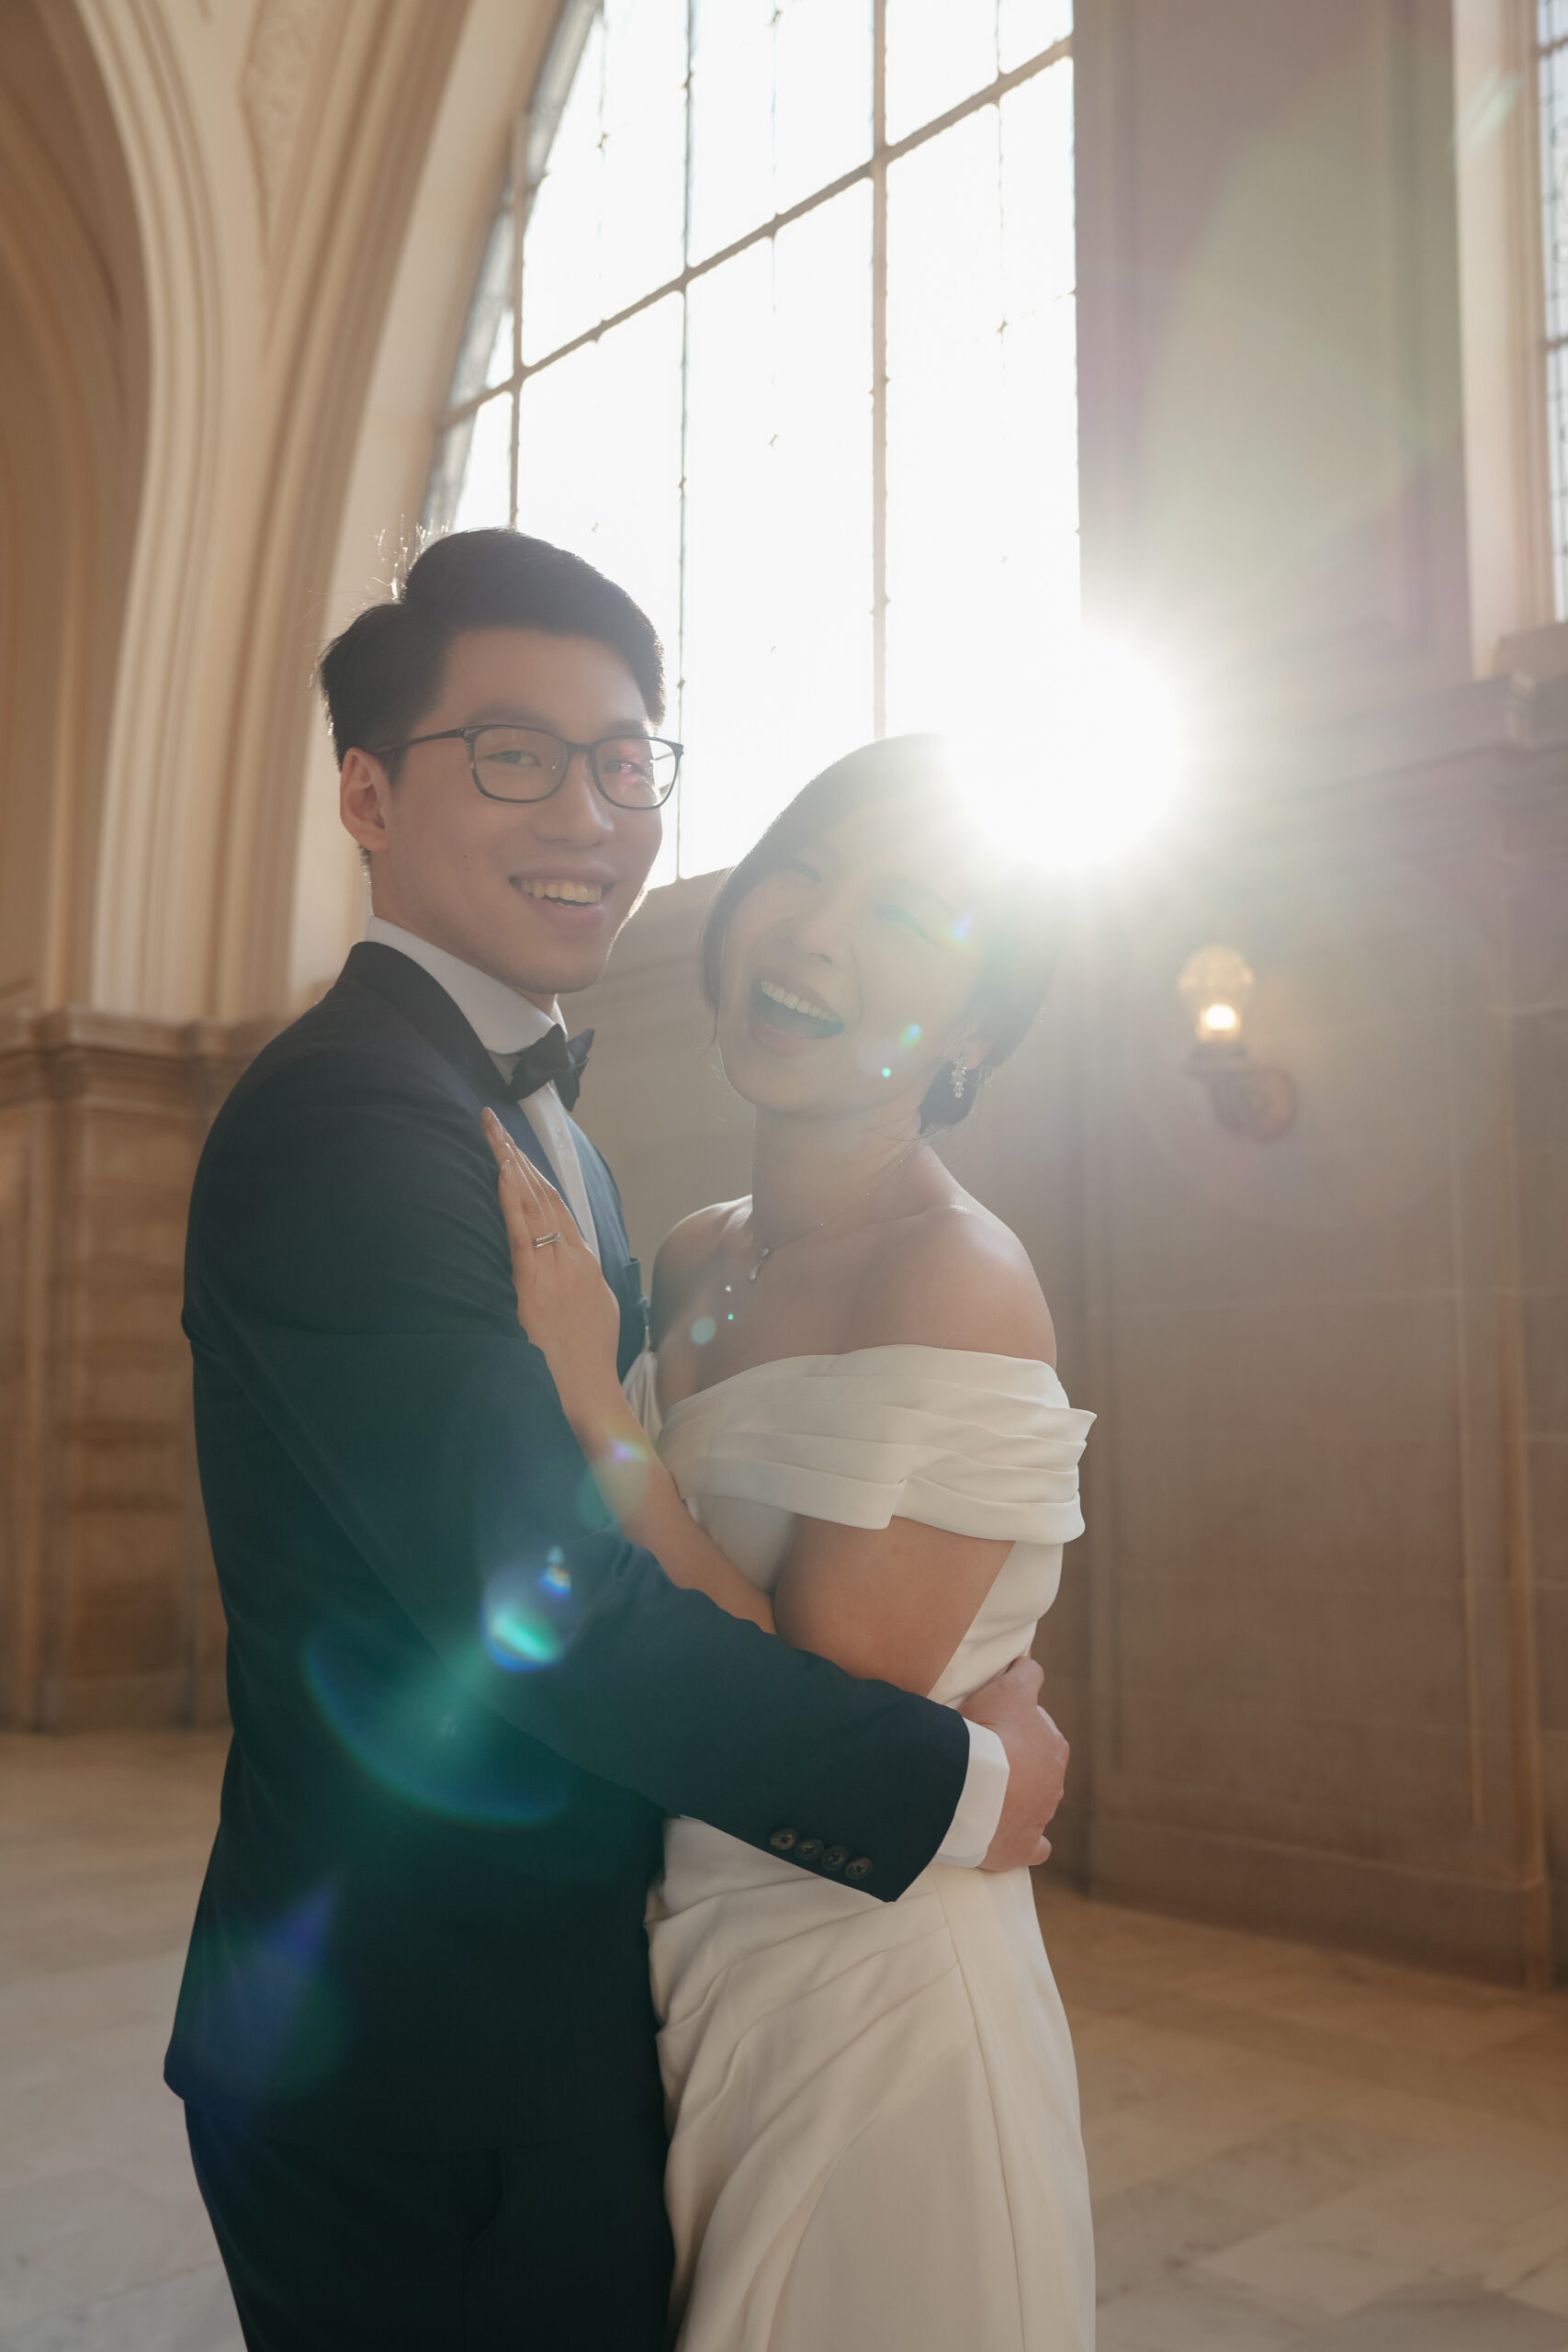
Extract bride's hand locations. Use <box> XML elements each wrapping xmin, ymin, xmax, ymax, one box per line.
<box><xmin>482</xmin><ymin>1108</ymin><xmax>622</xmax><ymax>1416</ymax></box>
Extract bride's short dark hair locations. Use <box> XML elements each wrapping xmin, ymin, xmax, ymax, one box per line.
<box><xmin>697</xmin><ymin>734</ymin><xmax>1066</xmax><ymax>1132</ymax></box>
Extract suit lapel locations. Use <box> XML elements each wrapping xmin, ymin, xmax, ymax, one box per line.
<box><xmin>342</xmin><ymin>944</ymin><xmax>633</xmax><ymax>1301</ymax></box>
<box><xmin>344</xmin><ymin>942</ymin><xmax>512</xmax><ymax>1104</ymax></box>
<box><xmin>343</xmin><ymin>942</ymin><xmax>566</xmax><ymax>1184</ymax></box>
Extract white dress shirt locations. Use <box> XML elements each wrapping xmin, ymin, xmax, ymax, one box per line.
<box><xmin>361</xmin><ymin>918</ymin><xmax>1010</xmax><ymax>1868</ymax></box>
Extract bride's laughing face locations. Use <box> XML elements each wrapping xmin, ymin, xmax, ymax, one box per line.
<box><xmin>716</xmin><ymin>801</ymin><xmax>990</xmax><ymax>1125</ymax></box>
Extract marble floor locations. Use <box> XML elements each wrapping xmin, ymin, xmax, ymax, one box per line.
<box><xmin>2</xmin><ymin>1736</ymin><xmax>1567</xmax><ymax>2350</ymax></box>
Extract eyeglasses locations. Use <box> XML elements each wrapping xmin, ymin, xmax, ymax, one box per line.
<box><xmin>383</xmin><ymin>724</ymin><xmax>682</xmax><ymax>809</ymax></box>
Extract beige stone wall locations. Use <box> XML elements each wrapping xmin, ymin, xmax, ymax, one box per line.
<box><xmin>0</xmin><ymin>1014</ymin><xmax>268</xmax><ymax>1731</ymax></box>
<box><xmin>1510</xmin><ymin>772</ymin><xmax>1568</xmax><ymax>1973</ymax></box>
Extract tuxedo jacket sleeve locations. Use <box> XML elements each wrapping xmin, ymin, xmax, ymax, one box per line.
<box><xmin>185</xmin><ymin>1003</ymin><xmax>970</xmax><ymax>1905</ymax></box>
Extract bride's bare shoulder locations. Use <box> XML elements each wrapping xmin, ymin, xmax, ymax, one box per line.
<box><xmin>851</xmin><ymin>1197</ymin><xmax>1056</xmax><ymax>1365</ymax></box>
<box><xmin>650</xmin><ymin>1199</ymin><xmax>747</xmax><ymax>1344</ymax></box>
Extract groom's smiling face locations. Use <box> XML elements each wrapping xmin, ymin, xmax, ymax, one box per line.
<box><xmin>341</xmin><ymin>627</ymin><xmax>663</xmax><ymax>1011</ymax></box>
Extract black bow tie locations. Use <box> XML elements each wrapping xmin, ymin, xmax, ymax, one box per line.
<box><xmin>509</xmin><ymin>1024</ymin><xmax>593</xmax><ymax>1114</ymax></box>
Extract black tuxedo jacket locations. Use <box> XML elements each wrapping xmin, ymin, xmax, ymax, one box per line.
<box><xmin>165</xmin><ymin>943</ymin><xmax>969</xmax><ymax>2147</ymax></box>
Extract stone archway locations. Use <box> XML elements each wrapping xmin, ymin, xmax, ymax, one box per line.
<box><xmin>0</xmin><ymin>0</ymin><xmax>148</xmax><ymax>1023</ymax></box>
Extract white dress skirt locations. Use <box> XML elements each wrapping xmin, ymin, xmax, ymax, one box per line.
<box><xmin>626</xmin><ymin>1345</ymin><xmax>1097</xmax><ymax>2352</ymax></box>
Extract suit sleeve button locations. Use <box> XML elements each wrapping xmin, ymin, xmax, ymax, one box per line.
<box><xmin>795</xmin><ymin>1838</ymin><xmax>823</xmax><ymax>1863</ymax></box>
<box><xmin>844</xmin><ymin>1857</ymin><xmax>873</xmax><ymax>1882</ymax></box>
<box><xmin>821</xmin><ymin>1846</ymin><xmax>848</xmax><ymax>1871</ymax></box>
<box><xmin>769</xmin><ymin>1829</ymin><xmax>797</xmax><ymax>1852</ymax></box>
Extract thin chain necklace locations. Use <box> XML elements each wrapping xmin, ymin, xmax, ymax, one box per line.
<box><xmin>747</xmin><ymin>1136</ymin><xmax>926</xmax><ymax>1283</ymax></box>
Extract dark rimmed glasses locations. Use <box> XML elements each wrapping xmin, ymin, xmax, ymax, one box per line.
<box><xmin>384</xmin><ymin>724</ymin><xmax>683</xmax><ymax>809</ymax></box>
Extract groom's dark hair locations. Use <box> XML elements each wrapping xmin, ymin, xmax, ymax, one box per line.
<box><xmin>318</xmin><ymin>528</ymin><xmax>666</xmax><ymax>775</ymax></box>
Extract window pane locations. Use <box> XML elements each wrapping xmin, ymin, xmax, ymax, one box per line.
<box><xmin>447</xmin><ymin>201</ymin><xmax>515</xmax><ymax>410</ymax></box>
<box><xmin>599</xmin><ymin>0</ymin><xmax>686</xmax><ymax>319</ymax></box>
<box><xmin>886</xmin><ymin>83</ymin><xmax>1077</xmax><ymax>726</ymax></box>
<box><xmin>771</xmin><ymin>188</ymin><xmax>874</xmax><ymax>796</ymax></box>
<box><xmin>1002</xmin><ymin>60</ymin><xmax>1076</xmax><ymax>317</ymax></box>
<box><xmin>1543</xmin><ymin>27</ymin><xmax>1568</xmax><ymax>348</ymax></box>
<box><xmin>522</xmin><ymin>17</ymin><xmax>604</xmax><ymax>361</ymax></box>
<box><xmin>774</xmin><ymin>0</ymin><xmax>872</xmax><ymax>216</ymax></box>
<box><xmin>680</xmin><ymin>243</ymin><xmax>778</xmax><ymax>877</ymax></box>
<box><xmin>689</xmin><ymin>0</ymin><xmax>773</xmax><ymax>263</ymax></box>
<box><xmin>1548</xmin><ymin>344</ymin><xmax>1568</xmax><ymax>620</ymax></box>
<box><xmin>518</xmin><ymin>300</ymin><xmax>684</xmax><ymax>654</ymax></box>
<box><xmin>885</xmin><ymin>110</ymin><xmax>1005</xmax><ymax>733</ymax></box>
<box><xmin>1540</xmin><ymin>7</ymin><xmax>1568</xmax><ymax>614</ymax></box>
<box><xmin>424</xmin><ymin>419</ymin><xmax>470</xmax><ymax>537</ymax></box>
<box><xmin>1001</xmin><ymin>66</ymin><xmax>1078</xmax><ymax>649</ymax></box>
<box><xmin>516</xmin><ymin>301</ymin><xmax>684</xmax><ymax>889</ymax></box>
<box><xmin>998</xmin><ymin>0</ymin><xmax>1072</xmax><ymax>73</ymax></box>
<box><xmin>449</xmin><ymin>391</ymin><xmax>513</xmax><ymax>533</ymax></box>
<box><xmin>680</xmin><ymin>188</ymin><xmax>874</xmax><ymax>876</ymax></box>
<box><xmin>885</xmin><ymin>0</ymin><xmax>996</xmax><ymax>147</ymax></box>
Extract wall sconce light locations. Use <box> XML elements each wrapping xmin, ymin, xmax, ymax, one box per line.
<box><xmin>1177</xmin><ymin>944</ymin><xmax>1296</xmax><ymax>1140</ymax></box>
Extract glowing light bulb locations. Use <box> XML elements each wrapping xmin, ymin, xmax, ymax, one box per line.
<box><xmin>1178</xmin><ymin>945</ymin><xmax>1255</xmax><ymax>1045</ymax></box>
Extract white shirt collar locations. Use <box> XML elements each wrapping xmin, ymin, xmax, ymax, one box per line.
<box><xmin>364</xmin><ymin>918</ymin><xmax>561</xmax><ymax>1056</ymax></box>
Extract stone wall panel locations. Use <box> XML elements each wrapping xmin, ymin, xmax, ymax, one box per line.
<box><xmin>0</xmin><ymin>1011</ymin><xmax>265</xmax><ymax>1730</ymax></box>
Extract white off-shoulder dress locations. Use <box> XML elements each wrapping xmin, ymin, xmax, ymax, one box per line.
<box><xmin>625</xmin><ymin>1345</ymin><xmax>1096</xmax><ymax>2352</ymax></box>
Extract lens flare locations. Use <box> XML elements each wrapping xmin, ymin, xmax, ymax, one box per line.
<box><xmin>970</xmin><ymin>638</ymin><xmax>1186</xmax><ymax>870</ymax></box>
<box><xmin>857</xmin><ymin>1025</ymin><xmax>932</xmax><ymax>1085</ymax></box>
<box><xmin>690</xmin><ymin>1316</ymin><xmax>716</xmax><ymax>1346</ymax></box>
<box><xmin>176</xmin><ymin>1886</ymin><xmax>346</xmax><ymax>2104</ymax></box>
<box><xmin>303</xmin><ymin>1629</ymin><xmax>575</xmax><ymax>1826</ymax></box>
<box><xmin>482</xmin><ymin>1564</ymin><xmax>573</xmax><ymax>1670</ymax></box>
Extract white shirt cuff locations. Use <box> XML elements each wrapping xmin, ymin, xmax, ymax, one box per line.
<box><xmin>934</xmin><ymin>1720</ymin><xmax>1010</xmax><ymax>1868</ymax></box>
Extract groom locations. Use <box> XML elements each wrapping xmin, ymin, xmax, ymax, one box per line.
<box><xmin>169</xmin><ymin>527</ymin><xmax>1069</xmax><ymax>2349</ymax></box>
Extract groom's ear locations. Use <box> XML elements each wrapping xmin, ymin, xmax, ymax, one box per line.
<box><xmin>340</xmin><ymin>748</ymin><xmax>393</xmax><ymax>865</ymax></box>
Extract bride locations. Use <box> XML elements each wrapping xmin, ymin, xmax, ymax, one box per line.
<box><xmin>482</xmin><ymin>734</ymin><xmax>1095</xmax><ymax>2350</ymax></box>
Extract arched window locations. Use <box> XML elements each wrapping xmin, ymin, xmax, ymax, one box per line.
<box><xmin>428</xmin><ymin>0</ymin><xmax>1076</xmax><ymax>880</ymax></box>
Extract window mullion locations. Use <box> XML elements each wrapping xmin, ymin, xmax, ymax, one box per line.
<box><xmin>509</xmin><ymin>113</ymin><xmax>525</xmax><ymax>528</ymax></box>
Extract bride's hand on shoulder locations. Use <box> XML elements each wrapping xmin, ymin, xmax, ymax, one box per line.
<box><xmin>481</xmin><ymin>1108</ymin><xmax>621</xmax><ymax>1416</ymax></box>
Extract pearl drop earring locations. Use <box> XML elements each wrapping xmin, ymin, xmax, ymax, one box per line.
<box><xmin>950</xmin><ymin>1056</ymin><xmax>968</xmax><ymax>1101</ymax></box>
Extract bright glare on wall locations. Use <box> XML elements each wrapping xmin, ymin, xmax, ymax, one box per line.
<box><xmin>426</xmin><ymin>0</ymin><xmax>1077</xmax><ymax>884</ymax></box>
